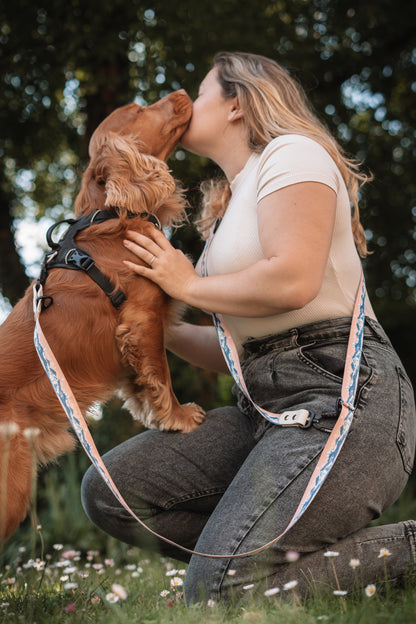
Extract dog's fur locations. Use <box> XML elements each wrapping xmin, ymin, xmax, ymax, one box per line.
<box><xmin>0</xmin><ymin>90</ymin><xmax>205</xmax><ymax>542</ymax></box>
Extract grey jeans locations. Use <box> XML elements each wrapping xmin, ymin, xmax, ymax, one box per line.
<box><xmin>81</xmin><ymin>316</ymin><xmax>416</xmax><ymax>603</ymax></box>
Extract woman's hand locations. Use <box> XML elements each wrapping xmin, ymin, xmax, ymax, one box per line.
<box><xmin>123</xmin><ymin>227</ymin><xmax>202</xmax><ymax>303</ymax></box>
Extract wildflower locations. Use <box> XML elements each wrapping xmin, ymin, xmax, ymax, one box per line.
<box><xmin>166</xmin><ymin>568</ymin><xmax>178</xmax><ymax>576</ymax></box>
<box><xmin>106</xmin><ymin>592</ymin><xmax>119</xmax><ymax>603</ymax></box>
<box><xmin>0</xmin><ymin>422</ymin><xmax>19</xmax><ymax>439</ymax></box>
<box><xmin>243</xmin><ymin>583</ymin><xmax>255</xmax><ymax>590</ymax></box>
<box><xmin>64</xmin><ymin>603</ymin><xmax>76</xmax><ymax>613</ymax></box>
<box><xmin>170</xmin><ymin>576</ymin><xmax>183</xmax><ymax>589</ymax></box>
<box><xmin>53</xmin><ymin>544</ymin><xmax>63</xmax><ymax>551</ymax></box>
<box><xmin>349</xmin><ymin>558</ymin><xmax>361</xmax><ymax>568</ymax></box>
<box><xmin>177</xmin><ymin>569</ymin><xmax>186</xmax><ymax>575</ymax></box>
<box><xmin>283</xmin><ymin>580</ymin><xmax>298</xmax><ymax>591</ymax></box>
<box><xmin>378</xmin><ymin>548</ymin><xmax>392</xmax><ymax>558</ymax></box>
<box><xmin>124</xmin><ymin>563</ymin><xmax>135</xmax><ymax>570</ymax></box>
<box><xmin>333</xmin><ymin>590</ymin><xmax>348</xmax><ymax>596</ymax></box>
<box><xmin>285</xmin><ymin>550</ymin><xmax>300</xmax><ymax>562</ymax></box>
<box><xmin>227</xmin><ymin>569</ymin><xmax>236</xmax><ymax>576</ymax></box>
<box><xmin>207</xmin><ymin>598</ymin><xmax>216</xmax><ymax>607</ymax></box>
<box><xmin>63</xmin><ymin>582</ymin><xmax>78</xmax><ymax>591</ymax></box>
<box><xmin>324</xmin><ymin>551</ymin><xmax>339</xmax><ymax>558</ymax></box>
<box><xmin>111</xmin><ymin>583</ymin><xmax>128</xmax><ymax>600</ymax></box>
<box><xmin>62</xmin><ymin>550</ymin><xmax>79</xmax><ymax>559</ymax></box>
<box><xmin>264</xmin><ymin>587</ymin><xmax>280</xmax><ymax>597</ymax></box>
<box><xmin>160</xmin><ymin>590</ymin><xmax>170</xmax><ymax>597</ymax></box>
<box><xmin>365</xmin><ymin>584</ymin><xmax>377</xmax><ymax>597</ymax></box>
<box><xmin>92</xmin><ymin>563</ymin><xmax>104</xmax><ymax>571</ymax></box>
<box><xmin>63</xmin><ymin>566</ymin><xmax>77</xmax><ymax>575</ymax></box>
<box><xmin>90</xmin><ymin>594</ymin><xmax>101</xmax><ymax>605</ymax></box>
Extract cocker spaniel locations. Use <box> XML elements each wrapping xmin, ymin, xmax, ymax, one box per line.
<box><xmin>0</xmin><ymin>89</ymin><xmax>205</xmax><ymax>542</ymax></box>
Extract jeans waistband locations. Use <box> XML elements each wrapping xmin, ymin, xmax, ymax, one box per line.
<box><xmin>242</xmin><ymin>316</ymin><xmax>392</xmax><ymax>358</ymax></box>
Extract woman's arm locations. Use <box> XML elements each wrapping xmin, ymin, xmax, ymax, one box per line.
<box><xmin>166</xmin><ymin>322</ymin><xmax>229</xmax><ymax>374</ymax></box>
<box><xmin>123</xmin><ymin>181</ymin><xmax>336</xmax><ymax>317</ymax></box>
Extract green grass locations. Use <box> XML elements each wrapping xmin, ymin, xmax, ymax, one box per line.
<box><xmin>1</xmin><ymin>451</ymin><xmax>415</xmax><ymax>623</ymax></box>
<box><xmin>1</xmin><ymin>524</ymin><xmax>416</xmax><ymax>623</ymax></box>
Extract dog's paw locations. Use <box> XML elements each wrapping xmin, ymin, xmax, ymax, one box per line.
<box><xmin>171</xmin><ymin>402</ymin><xmax>205</xmax><ymax>433</ymax></box>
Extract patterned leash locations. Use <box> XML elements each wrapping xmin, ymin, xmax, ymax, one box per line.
<box><xmin>33</xmin><ymin>235</ymin><xmax>365</xmax><ymax>559</ymax></box>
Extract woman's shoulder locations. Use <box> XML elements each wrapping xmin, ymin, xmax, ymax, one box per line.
<box><xmin>260</xmin><ymin>133</ymin><xmax>334</xmax><ymax>163</ymax></box>
<box><xmin>257</xmin><ymin>134</ymin><xmax>341</xmax><ymax>197</ymax></box>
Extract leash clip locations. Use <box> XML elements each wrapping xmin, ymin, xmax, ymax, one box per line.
<box><xmin>280</xmin><ymin>409</ymin><xmax>315</xmax><ymax>428</ymax></box>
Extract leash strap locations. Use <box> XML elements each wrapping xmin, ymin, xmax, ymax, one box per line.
<box><xmin>33</xmin><ymin>228</ymin><xmax>365</xmax><ymax>559</ymax></box>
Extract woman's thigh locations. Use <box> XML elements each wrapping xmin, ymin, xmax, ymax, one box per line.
<box><xmin>81</xmin><ymin>405</ymin><xmax>257</xmax><ymax>558</ymax></box>
<box><xmin>185</xmin><ymin>328</ymin><xmax>416</xmax><ymax>602</ymax></box>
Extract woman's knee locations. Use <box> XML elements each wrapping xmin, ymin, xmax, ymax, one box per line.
<box><xmin>81</xmin><ymin>464</ymin><xmax>109</xmax><ymax>526</ymax></box>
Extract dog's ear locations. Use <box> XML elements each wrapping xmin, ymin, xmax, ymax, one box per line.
<box><xmin>97</xmin><ymin>133</ymin><xmax>177</xmax><ymax>216</ymax></box>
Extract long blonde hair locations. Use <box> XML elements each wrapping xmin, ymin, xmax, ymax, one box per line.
<box><xmin>197</xmin><ymin>52</ymin><xmax>371</xmax><ymax>256</ymax></box>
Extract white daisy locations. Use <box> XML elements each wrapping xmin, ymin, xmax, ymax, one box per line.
<box><xmin>111</xmin><ymin>583</ymin><xmax>127</xmax><ymax>600</ymax></box>
<box><xmin>365</xmin><ymin>584</ymin><xmax>376</xmax><ymax>597</ymax></box>
<box><xmin>283</xmin><ymin>580</ymin><xmax>298</xmax><ymax>591</ymax></box>
<box><xmin>378</xmin><ymin>548</ymin><xmax>392</xmax><ymax>558</ymax></box>
<box><xmin>105</xmin><ymin>592</ymin><xmax>119</xmax><ymax>603</ymax></box>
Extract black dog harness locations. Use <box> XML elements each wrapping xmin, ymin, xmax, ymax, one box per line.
<box><xmin>36</xmin><ymin>209</ymin><xmax>161</xmax><ymax>310</ymax></box>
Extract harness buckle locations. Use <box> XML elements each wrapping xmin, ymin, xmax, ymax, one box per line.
<box><xmin>65</xmin><ymin>248</ymin><xmax>95</xmax><ymax>271</ymax></box>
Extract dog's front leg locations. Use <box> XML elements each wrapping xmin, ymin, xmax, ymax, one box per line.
<box><xmin>116</xmin><ymin>302</ymin><xmax>204</xmax><ymax>433</ymax></box>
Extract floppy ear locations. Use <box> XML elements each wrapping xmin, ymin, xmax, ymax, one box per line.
<box><xmin>98</xmin><ymin>133</ymin><xmax>177</xmax><ymax>216</ymax></box>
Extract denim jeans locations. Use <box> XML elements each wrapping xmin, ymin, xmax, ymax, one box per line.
<box><xmin>81</xmin><ymin>316</ymin><xmax>416</xmax><ymax>603</ymax></box>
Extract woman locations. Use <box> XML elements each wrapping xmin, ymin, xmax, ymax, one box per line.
<box><xmin>81</xmin><ymin>52</ymin><xmax>416</xmax><ymax>604</ymax></box>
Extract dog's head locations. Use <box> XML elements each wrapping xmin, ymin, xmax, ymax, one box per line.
<box><xmin>89</xmin><ymin>89</ymin><xmax>193</xmax><ymax>162</ymax></box>
<box><xmin>74</xmin><ymin>90</ymin><xmax>193</xmax><ymax>226</ymax></box>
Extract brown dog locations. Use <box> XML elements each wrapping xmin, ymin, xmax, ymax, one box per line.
<box><xmin>0</xmin><ymin>90</ymin><xmax>204</xmax><ymax>542</ymax></box>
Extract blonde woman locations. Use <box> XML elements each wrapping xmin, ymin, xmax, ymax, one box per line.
<box><xmin>82</xmin><ymin>52</ymin><xmax>416</xmax><ymax>603</ymax></box>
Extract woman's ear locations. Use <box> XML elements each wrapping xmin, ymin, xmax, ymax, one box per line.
<box><xmin>228</xmin><ymin>98</ymin><xmax>244</xmax><ymax>122</ymax></box>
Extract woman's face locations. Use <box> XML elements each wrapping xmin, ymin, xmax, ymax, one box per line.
<box><xmin>180</xmin><ymin>68</ymin><xmax>236</xmax><ymax>158</ymax></box>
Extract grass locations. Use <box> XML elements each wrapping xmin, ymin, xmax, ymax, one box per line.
<box><xmin>1</xmin><ymin>429</ymin><xmax>416</xmax><ymax>623</ymax></box>
<box><xmin>0</xmin><ymin>541</ymin><xmax>416</xmax><ymax>623</ymax></box>
<box><xmin>1</xmin><ymin>501</ymin><xmax>416</xmax><ymax>623</ymax></box>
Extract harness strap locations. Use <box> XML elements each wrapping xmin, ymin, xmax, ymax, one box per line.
<box><xmin>37</xmin><ymin>209</ymin><xmax>161</xmax><ymax>310</ymax></box>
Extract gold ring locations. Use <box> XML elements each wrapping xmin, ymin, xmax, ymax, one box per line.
<box><xmin>149</xmin><ymin>255</ymin><xmax>156</xmax><ymax>266</ymax></box>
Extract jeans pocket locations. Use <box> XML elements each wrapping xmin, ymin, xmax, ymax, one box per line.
<box><xmin>298</xmin><ymin>340</ymin><xmax>373</xmax><ymax>386</ymax></box>
<box><xmin>396</xmin><ymin>366</ymin><xmax>416</xmax><ymax>475</ymax></box>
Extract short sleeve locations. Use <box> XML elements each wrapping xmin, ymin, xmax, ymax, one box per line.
<box><xmin>257</xmin><ymin>134</ymin><xmax>341</xmax><ymax>202</ymax></box>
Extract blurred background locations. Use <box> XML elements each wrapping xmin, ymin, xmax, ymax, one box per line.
<box><xmin>1</xmin><ymin>0</ymin><xmax>415</xmax><ymax>559</ymax></box>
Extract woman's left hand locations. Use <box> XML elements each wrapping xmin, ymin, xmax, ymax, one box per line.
<box><xmin>123</xmin><ymin>228</ymin><xmax>201</xmax><ymax>303</ymax></box>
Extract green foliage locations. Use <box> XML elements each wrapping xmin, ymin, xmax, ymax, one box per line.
<box><xmin>0</xmin><ymin>3</ymin><xmax>416</xmax><ymax>565</ymax></box>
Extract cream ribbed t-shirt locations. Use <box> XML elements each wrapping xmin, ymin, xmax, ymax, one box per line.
<box><xmin>197</xmin><ymin>134</ymin><xmax>375</xmax><ymax>355</ymax></box>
